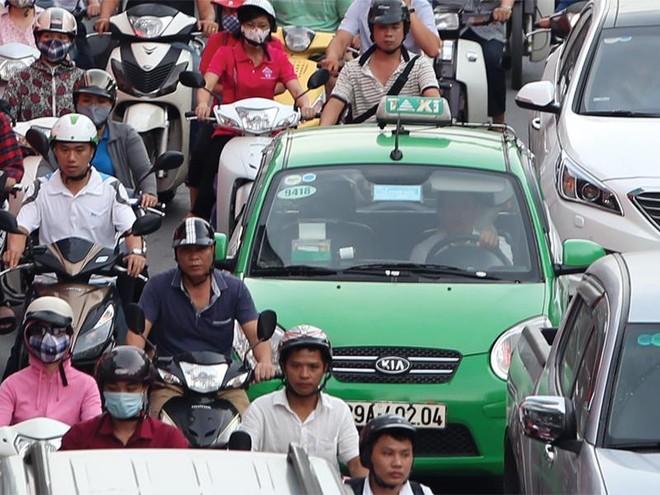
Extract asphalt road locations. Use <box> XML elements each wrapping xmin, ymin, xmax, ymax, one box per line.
<box><xmin>0</xmin><ymin>57</ymin><xmax>546</xmax><ymax>494</ymax></box>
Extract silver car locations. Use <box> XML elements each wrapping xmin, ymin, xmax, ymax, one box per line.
<box><xmin>506</xmin><ymin>250</ymin><xmax>660</xmax><ymax>494</ymax></box>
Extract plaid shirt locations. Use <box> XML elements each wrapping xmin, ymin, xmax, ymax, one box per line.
<box><xmin>0</xmin><ymin>112</ymin><xmax>23</xmax><ymax>183</ymax></box>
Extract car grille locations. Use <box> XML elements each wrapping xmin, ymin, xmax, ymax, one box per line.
<box><xmin>123</xmin><ymin>59</ymin><xmax>175</xmax><ymax>94</ymax></box>
<box><xmin>332</xmin><ymin>346</ymin><xmax>461</xmax><ymax>384</ymax></box>
<box><xmin>357</xmin><ymin>424</ymin><xmax>479</xmax><ymax>457</ymax></box>
<box><xmin>631</xmin><ymin>192</ymin><xmax>660</xmax><ymax>231</ymax></box>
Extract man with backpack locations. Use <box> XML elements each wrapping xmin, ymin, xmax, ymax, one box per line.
<box><xmin>345</xmin><ymin>414</ymin><xmax>434</xmax><ymax>495</ymax></box>
<box><xmin>319</xmin><ymin>0</ymin><xmax>439</xmax><ymax>125</ymax></box>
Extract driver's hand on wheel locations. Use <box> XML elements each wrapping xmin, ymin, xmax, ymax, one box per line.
<box><xmin>478</xmin><ymin>229</ymin><xmax>499</xmax><ymax>248</ymax></box>
<box><xmin>140</xmin><ymin>193</ymin><xmax>158</xmax><ymax>209</ymax></box>
<box><xmin>253</xmin><ymin>361</ymin><xmax>277</xmax><ymax>383</ymax></box>
<box><xmin>2</xmin><ymin>249</ymin><xmax>21</xmax><ymax>269</ymax></box>
<box><xmin>124</xmin><ymin>254</ymin><xmax>146</xmax><ymax>278</ymax></box>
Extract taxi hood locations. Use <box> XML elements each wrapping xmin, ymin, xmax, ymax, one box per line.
<box><xmin>246</xmin><ymin>279</ymin><xmax>548</xmax><ymax>355</ymax></box>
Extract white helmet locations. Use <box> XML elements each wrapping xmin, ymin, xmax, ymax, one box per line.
<box><xmin>238</xmin><ymin>0</ymin><xmax>276</xmax><ymax>32</ymax></box>
<box><xmin>24</xmin><ymin>296</ymin><xmax>75</xmax><ymax>330</ymax></box>
<box><xmin>34</xmin><ymin>7</ymin><xmax>77</xmax><ymax>37</ymax></box>
<box><xmin>50</xmin><ymin>114</ymin><xmax>99</xmax><ymax>146</ymax></box>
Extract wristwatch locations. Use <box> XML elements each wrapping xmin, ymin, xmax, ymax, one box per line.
<box><xmin>130</xmin><ymin>248</ymin><xmax>146</xmax><ymax>257</ymax></box>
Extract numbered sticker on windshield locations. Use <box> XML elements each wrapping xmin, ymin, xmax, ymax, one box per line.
<box><xmin>278</xmin><ymin>185</ymin><xmax>316</xmax><ymax>200</ymax></box>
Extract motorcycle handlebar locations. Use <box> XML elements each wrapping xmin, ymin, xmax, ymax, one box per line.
<box><xmin>114</xmin><ymin>265</ymin><xmax>149</xmax><ymax>282</ymax></box>
<box><xmin>0</xmin><ymin>262</ymin><xmax>34</xmax><ymax>278</ymax></box>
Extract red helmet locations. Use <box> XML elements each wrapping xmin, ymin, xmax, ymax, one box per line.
<box><xmin>211</xmin><ymin>0</ymin><xmax>245</xmax><ymax>7</ymax></box>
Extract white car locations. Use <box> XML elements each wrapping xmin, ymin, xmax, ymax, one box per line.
<box><xmin>515</xmin><ymin>0</ymin><xmax>660</xmax><ymax>253</ymax></box>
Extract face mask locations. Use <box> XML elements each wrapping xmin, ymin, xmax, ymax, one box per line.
<box><xmin>241</xmin><ymin>26</ymin><xmax>270</xmax><ymax>45</ymax></box>
<box><xmin>103</xmin><ymin>391</ymin><xmax>147</xmax><ymax>419</ymax></box>
<box><xmin>37</xmin><ymin>39</ymin><xmax>73</xmax><ymax>63</ymax></box>
<box><xmin>77</xmin><ymin>103</ymin><xmax>112</xmax><ymax>128</ymax></box>
<box><xmin>222</xmin><ymin>14</ymin><xmax>240</xmax><ymax>36</ymax></box>
<box><xmin>28</xmin><ymin>333</ymin><xmax>70</xmax><ymax>363</ymax></box>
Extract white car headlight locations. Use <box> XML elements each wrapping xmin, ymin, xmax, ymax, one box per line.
<box><xmin>283</xmin><ymin>26</ymin><xmax>315</xmax><ymax>53</ymax></box>
<box><xmin>556</xmin><ymin>154</ymin><xmax>622</xmax><ymax>215</ymax></box>
<box><xmin>179</xmin><ymin>362</ymin><xmax>228</xmax><ymax>393</ymax></box>
<box><xmin>490</xmin><ymin>315</ymin><xmax>551</xmax><ymax>380</ymax></box>
<box><xmin>236</xmin><ymin>107</ymin><xmax>278</xmax><ymax>133</ymax></box>
<box><xmin>129</xmin><ymin>16</ymin><xmax>165</xmax><ymax>38</ymax></box>
<box><xmin>0</xmin><ymin>59</ymin><xmax>29</xmax><ymax>81</ymax></box>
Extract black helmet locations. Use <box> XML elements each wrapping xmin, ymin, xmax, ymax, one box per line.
<box><xmin>237</xmin><ymin>0</ymin><xmax>276</xmax><ymax>32</ymax></box>
<box><xmin>367</xmin><ymin>0</ymin><xmax>411</xmax><ymax>40</ymax></box>
<box><xmin>278</xmin><ymin>325</ymin><xmax>333</xmax><ymax>368</ymax></box>
<box><xmin>359</xmin><ymin>414</ymin><xmax>417</xmax><ymax>468</ymax></box>
<box><xmin>95</xmin><ymin>346</ymin><xmax>156</xmax><ymax>387</ymax></box>
<box><xmin>172</xmin><ymin>217</ymin><xmax>216</xmax><ymax>249</ymax></box>
<box><xmin>74</xmin><ymin>69</ymin><xmax>118</xmax><ymax>106</ymax></box>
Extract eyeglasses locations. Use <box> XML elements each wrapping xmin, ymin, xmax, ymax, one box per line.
<box><xmin>25</xmin><ymin>322</ymin><xmax>70</xmax><ymax>338</ymax></box>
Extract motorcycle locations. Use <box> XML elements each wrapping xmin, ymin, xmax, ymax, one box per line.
<box><xmin>95</xmin><ymin>2</ymin><xmax>203</xmax><ymax>203</ymax></box>
<box><xmin>128</xmin><ymin>304</ymin><xmax>278</xmax><ymax>448</ymax></box>
<box><xmin>11</xmin><ymin>117</ymin><xmax>58</xmax><ymax>192</ymax></box>
<box><xmin>0</xmin><ymin>43</ymin><xmax>40</xmax><ymax>100</ymax></box>
<box><xmin>179</xmin><ymin>68</ymin><xmax>330</xmax><ymax>236</ymax></box>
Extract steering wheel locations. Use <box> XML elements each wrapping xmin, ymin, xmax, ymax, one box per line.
<box><xmin>425</xmin><ymin>234</ymin><xmax>511</xmax><ymax>268</ymax></box>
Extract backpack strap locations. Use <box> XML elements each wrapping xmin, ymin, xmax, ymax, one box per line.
<box><xmin>344</xmin><ymin>477</ymin><xmax>366</xmax><ymax>495</ymax></box>
<box><xmin>349</xmin><ymin>54</ymin><xmax>421</xmax><ymax>124</ymax></box>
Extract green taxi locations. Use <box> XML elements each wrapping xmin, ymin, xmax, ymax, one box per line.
<box><xmin>219</xmin><ymin>97</ymin><xmax>604</xmax><ymax>476</ymax></box>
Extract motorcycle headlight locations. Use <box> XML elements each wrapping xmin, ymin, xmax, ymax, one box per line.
<box><xmin>225</xmin><ymin>371</ymin><xmax>250</xmax><ymax>389</ymax></box>
<box><xmin>129</xmin><ymin>15</ymin><xmax>165</xmax><ymax>38</ymax></box>
<box><xmin>283</xmin><ymin>26</ymin><xmax>315</xmax><ymax>53</ymax></box>
<box><xmin>179</xmin><ymin>362</ymin><xmax>228</xmax><ymax>393</ymax></box>
<box><xmin>276</xmin><ymin>114</ymin><xmax>300</xmax><ymax>129</ymax></box>
<box><xmin>157</xmin><ymin>368</ymin><xmax>183</xmax><ymax>386</ymax></box>
<box><xmin>213</xmin><ymin>106</ymin><xmax>241</xmax><ymax>130</ymax></box>
<box><xmin>556</xmin><ymin>154</ymin><xmax>622</xmax><ymax>215</ymax></box>
<box><xmin>434</xmin><ymin>11</ymin><xmax>460</xmax><ymax>31</ymax></box>
<box><xmin>0</xmin><ymin>59</ymin><xmax>29</xmax><ymax>82</ymax></box>
<box><xmin>236</xmin><ymin>107</ymin><xmax>278</xmax><ymax>133</ymax></box>
<box><xmin>73</xmin><ymin>305</ymin><xmax>114</xmax><ymax>358</ymax></box>
<box><xmin>233</xmin><ymin>323</ymin><xmax>284</xmax><ymax>368</ymax></box>
<box><xmin>490</xmin><ymin>315</ymin><xmax>551</xmax><ymax>380</ymax></box>
<box><xmin>14</xmin><ymin>436</ymin><xmax>60</xmax><ymax>456</ymax></box>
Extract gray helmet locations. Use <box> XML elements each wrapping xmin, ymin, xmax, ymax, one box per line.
<box><xmin>34</xmin><ymin>7</ymin><xmax>77</xmax><ymax>37</ymax></box>
<box><xmin>359</xmin><ymin>414</ymin><xmax>416</xmax><ymax>468</ymax></box>
<box><xmin>367</xmin><ymin>0</ymin><xmax>411</xmax><ymax>40</ymax></box>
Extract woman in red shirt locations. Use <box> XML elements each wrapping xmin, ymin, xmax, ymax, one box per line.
<box><xmin>192</xmin><ymin>0</ymin><xmax>315</xmax><ymax>221</ymax></box>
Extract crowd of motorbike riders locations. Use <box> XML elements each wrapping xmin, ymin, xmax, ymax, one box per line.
<box><xmin>0</xmin><ymin>0</ymin><xmax>576</xmax><ymax>492</ymax></box>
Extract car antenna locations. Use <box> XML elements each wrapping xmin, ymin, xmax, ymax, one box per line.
<box><xmin>390</xmin><ymin>115</ymin><xmax>405</xmax><ymax>161</ymax></box>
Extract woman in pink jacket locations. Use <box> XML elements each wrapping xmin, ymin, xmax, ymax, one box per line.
<box><xmin>0</xmin><ymin>297</ymin><xmax>102</xmax><ymax>426</ymax></box>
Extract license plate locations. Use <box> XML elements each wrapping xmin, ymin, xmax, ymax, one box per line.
<box><xmin>346</xmin><ymin>401</ymin><xmax>446</xmax><ymax>429</ymax></box>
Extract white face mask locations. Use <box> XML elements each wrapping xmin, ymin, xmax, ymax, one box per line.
<box><xmin>241</xmin><ymin>26</ymin><xmax>270</xmax><ymax>44</ymax></box>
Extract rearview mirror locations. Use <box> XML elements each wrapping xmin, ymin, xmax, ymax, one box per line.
<box><xmin>125</xmin><ymin>303</ymin><xmax>145</xmax><ymax>335</ymax></box>
<box><xmin>179</xmin><ymin>71</ymin><xmax>205</xmax><ymax>89</ymax></box>
<box><xmin>129</xmin><ymin>214</ymin><xmax>162</xmax><ymax>237</ymax></box>
<box><xmin>154</xmin><ymin>150</ymin><xmax>184</xmax><ymax>172</ymax></box>
<box><xmin>519</xmin><ymin>395</ymin><xmax>579</xmax><ymax>451</ymax></box>
<box><xmin>0</xmin><ymin>306</ymin><xmax>17</xmax><ymax>336</ymax></box>
<box><xmin>25</xmin><ymin>128</ymin><xmax>50</xmax><ymax>159</ymax></box>
<box><xmin>307</xmin><ymin>68</ymin><xmax>330</xmax><ymax>90</ymax></box>
<box><xmin>0</xmin><ymin>211</ymin><xmax>22</xmax><ymax>234</ymax></box>
<box><xmin>257</xmin><ymin>310</ymin><xmax>277</xmax><ymax>342</ymax></box>
<box><xmin>515</xmin><ymin>81</ymin><xmax>561</xmax><ymax>114</ymax></box>
<box><xmin>214</xmin><ymin>233</ymin><xmax>227</xmax><ymax>262</ymax></box>
<box><xmin>555</xmin><ymin>239</ymin><xmax>605</xmax><ymax>276</ymax></box>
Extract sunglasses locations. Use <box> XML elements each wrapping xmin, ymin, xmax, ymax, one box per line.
<box><xmin>26</xmin><ymin>322</ymin><xmax>70</xmax><ymax>338</ymax></box>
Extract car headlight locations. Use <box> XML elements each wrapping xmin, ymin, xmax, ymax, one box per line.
<box><xmin>434</xmin><ymin>11</ymin><xmax>460</xmax><ymax>31</ymax></box>
<box><xmin>236</xmin><ymin>107</ymin><xmax>278</xmax><ymax>133</ymax></box>
<box><xmin>490</xmin><ymin>315</ymin><xmax>551</xmax><ymax>380</ymax></box>
<box><xmin>556</xmin><ymin>154</ymin><xmax>622</xmax><ymax>215</ymax></box>
<box><xmin>283</xmin><ymin>26</ymin><xmax>315</xmax><ymax>53</ymax></box>
<box><xmin>179</xmin><ymin>362</ymin><xmax>228</xmax><ymax>393</ymax></box>
<box><xmin>73</xmin><ymin>305</ymin><xmax>114</xmax><ymax>358</ymax></box>
<box><xmin>129</xmin><ymin>15</ymin><xmax>165</xmax><ymax>38</ymax></box>
<box><xmin>0</xmin><ymin>59</ymin><xmax>29</xmax><ymax>82</ymax></box>
<box><xmin>233</xmin><ymin>323</ymin><xmax>284</xmax><ymax>368</ymax></box>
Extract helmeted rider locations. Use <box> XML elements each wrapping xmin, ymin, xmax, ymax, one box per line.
<box><xmin>129</xmin><ymin>216</ymin><xmax>276</xmax><ymax>417</ymax></box>
<box><xmin>345</xmin><ymin>414</ymin><xmax>434</xmax><ymax>495</ymax></box>
<box><xmin>4</xmin><ymin>6</ymin><xmax>85</xmax><ymax>121</ymax></box>
<box><xmin>320</xmin><ymin>0</ymin><xmax>440</xmax><ymax>126</ymax></box>
<box><xmin>61</xmin><ymin>346</ymin><xmax>189</xmax><ymax>449</ymax></box>
<box><xmin>0</xmin><ymin>296</ymin><xmax>102</xmax><ymax>426</ymax></box>
<box><xmin>192</xmin><ymin>0</ymin><xmax>316</xmax><ymax>221</ymax></box>
<box><xmin>241</xmin><ymin>325</ymin><xmax>367</xmax><ymax>477</ymax></box>
<box><xmin>0</xmin><ymin>0</ymin><xmax>39</xmax><ymax>47</ymax></box>
<box><xmin>37</xmin><ymin>68</ymin><xmax>158</xmax><ymax>208</ymax></box>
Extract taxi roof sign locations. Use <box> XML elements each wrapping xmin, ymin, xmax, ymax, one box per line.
<box><xmin>376</xmin><ymin>96</ymin><xmax>452</xmax><ymax>125</ymax></box>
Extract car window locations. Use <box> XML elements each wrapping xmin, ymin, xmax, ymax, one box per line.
<box><xmin>248</xmin><ymin>166</ymin><xmax>540</xmax><ymax>281</ymax></box>
<box><xmin>557</xmin><ymin>296</ymin><xmax>596</xmax><ymax>395</ymax></box>
<box><xmin>557</xmin><ymin>8</ymin><xmax>593</xmax><ymax>101</ymax></box>
<box><xmin>606</xmin><ymin>323</ymin><xmax>660</xmax><ymax>447</ymax></box>
<box><xmin>580</xmin><ymin>26</ymin><xmax>660</xmax><ymax>115</ymax></box>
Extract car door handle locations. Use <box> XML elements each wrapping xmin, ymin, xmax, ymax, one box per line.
<box><xmin>531</xmin><ymin>118</ymin><xmax>541</xmax><ymax>130</ymax></box>
<box><xmin>544</xmin><ymin>444</ymin><xmax>556</xmax><ymax>463</ymax></box>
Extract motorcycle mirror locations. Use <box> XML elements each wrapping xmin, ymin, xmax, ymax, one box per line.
<box><xmin>128</xmin><ymin>213</ymin><xmax>162</xmax><ymax>237</ymax></box>
<box><xmin>256</xmin><ymin>310</ymin><xmax>277</xmax><ymax>342</ymax></box>
<box><xmin>25</xmin><ymin>128</ymin><xmax>50</xmax><ymax>160</ymax></box>
<box><xmin>179</xmin><ymin>71</ymin><xmax>205</xmax><ymax>89</ymax></box>
<box><xmin>136</xmin><ymin>150</ymin><xmax>184</xmax><ymax>188</ymax></box>
<box><xmin>125</xmin><ymin>303</ymin><xmax>145</xmax><ymax>335</ymax></box>
<box><xmin>0</xmin><ymin>210</ymin><xmax>22</xmax><ymax>234</ymax></box>
<box><xmin>0</xmin><ymin>306</ymin><xmax>17</xmax><ymax>336</ymax></box>
<box><xmin>306</xmin><ymin>68</ymin><xmax>330</xmax><ymax>90</ymax></box>
<box><xmin>227</xmin><ymin>430</ymin><xmax>252</xmax><ymax>451</ymax></box>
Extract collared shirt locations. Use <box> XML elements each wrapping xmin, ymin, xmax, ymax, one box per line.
<box><xmin>331</xmin><ymin>49</ymin><xmax>439</xmax><ymax>123</ymax></box>
<box><xmin>200</xmin><ymin>33</ymin><xmax>285</xmax><ymax>74</ymax></box>
<box><xmin>17</xmin><ymin>167</ymin><xmax>136</xmax><ymax>248</ymax></box>
<box><xmin>0</xmin><ymin>112</ymin><xmax>23</xmax><ymax>182</ymax></box>
<box><xmin>240</xmin><ymin>389</ymin><xmax>360</xmax><ymax>475</ymax></box>
<box><xmin>139</xmin><ymin>267</ymin><xmax>259</xmax><ymax>358</ymax></box>
<box><xmin>272</xmin><ymin>0</ymin><xmax>353</xmax><ymax>32</ymax></box>
<box><xmin>60</xmin><ymin>413</ymin><xmax>189</xmax><ymax>450</ymax></box>
<box><xmin>361</xmin><ymin>479</ymin><xmax>434</xmax><ymax>495</ymax></box>
<box><xmin>338</xmin><ymin>0</ymin><xmax>438</xmax><ymax>55</ymax></box>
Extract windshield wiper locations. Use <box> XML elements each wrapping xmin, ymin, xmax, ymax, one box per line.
<box><xmin>342</xmin><ymin>263</ymin><xmax>501</xmax><ymax>280</ymax></box>
<box><xmin>251</xmin><ymin>265</ymin><xmax>338</xmax><ymax>276</ymax></box>
<box><xmin>584</xmin><ymin>110</ymin><xmax>660</xmax><ymax>118</ymax></box>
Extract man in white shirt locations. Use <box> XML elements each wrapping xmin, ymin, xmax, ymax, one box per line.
<box><xmin>2</xmin><ymin>113</ymin><xmax>145</xmax><ymax>275</ymax></box>
<box><xmin>240</xmin><ymin>325</ymin><xmax>367</xmax><ymax>477</ymax></box>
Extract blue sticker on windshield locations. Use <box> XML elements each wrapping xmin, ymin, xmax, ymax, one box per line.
<box><xmin>302</xmin><ymin>173</ymin><xmax>316</xmax><ymax>183</ymax></box>
<box><xmin>373</xmin><ymin>185</ymin><xmax>422</xmax><ymax>202</ymax></box>
<box><xmin>637</xmin><ymin>333</ymin><xmax>660</xmax><ymax>346</ymax></box>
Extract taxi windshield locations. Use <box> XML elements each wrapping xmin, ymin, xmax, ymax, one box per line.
<box><xmin>580</xmin><ymin>26</ymin><xmax>660</xmax><ymax>116</ymax></box>
<box><xmin>248</xmin><ymin>166</ymin><xmax>540</xmax><ymax>281</ymax></box>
